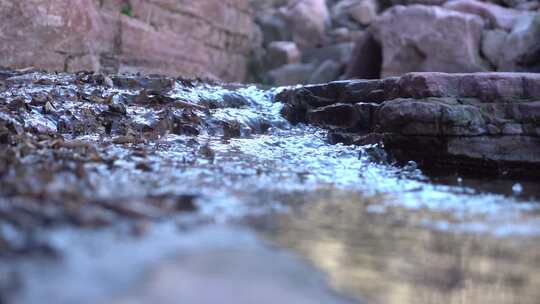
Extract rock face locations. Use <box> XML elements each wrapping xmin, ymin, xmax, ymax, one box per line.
<box><xmin>277</xmin><ymin>72</ymin><xmax>540</xmax><ymax>177</ymax></box>
<box><xmin>370</xmin><ymin>5</ymin><xmax>488</xmax><ymax>77</ymax></box>
<box><xmin>0</xmin><ymin>0</ymin><xmax>254</xmax><ymax>82</ymax></box>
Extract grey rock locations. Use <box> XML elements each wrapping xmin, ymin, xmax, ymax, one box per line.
<box><xmin>255</xmin><ymin>11</ymin><xmax>292</xmax><ymax>47</ymax></box>
<box><xmin>309</xmin><ymin>60</ymin><xmax>344</xmax><ymax>84</ymax></box>
<box><xmin>481</xmin><ymin>29</ymin><xmax>508</xmax><ymax>69</ymax></box>
<box><xmin>266</xmin><ymin>41</ymin><xmax>301</xmax><ymax>69</ymax></box>
<box><xmin>268</xmin><ymin>63</ymin><xmax>317</xmax><ymax>86</ymax></box>
<box><xmin>331</xmin><ymin>0</ymin><xmax>379</xmax><ymax>28</ymax></box>
<box><xmin>371</xmin><ymin>5</ymin><xmax>488</xmax><ymax>77</ymax></box>
<box><xmin>302</xmin><ymin>43</ymin><xmax>355</xmax><ymax>65</ymax></box>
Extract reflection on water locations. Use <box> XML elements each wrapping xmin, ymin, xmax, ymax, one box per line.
<box><xmin>253</xmin><ymin>189</ymin><xmax>540</xmax><ymax>304</ymax></box>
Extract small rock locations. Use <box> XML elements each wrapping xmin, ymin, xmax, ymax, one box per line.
<box><xmin>268</xmin><ymin>63</ymin><xmax>316</xmax><ymax>86</ymax></box>
<box><xmin>349</xmin><ymin>0</ymin><xmax>379</xmax><ymax>26</ymax></box>
<box><xmin>302</xmin><ymin>43</ymin><xmax>355</xmax><ymax>65</ymax></box>
<box><xmin>255</xmin><ymin>10</ymin><xmax>292</xmax><ymax>47</ymax></box>
<box><xmin>223</xmin><ymin>121</ymin><xmax>242</xmax><ymax>139</ymax></box>
<box><xmin>108</xmin><ymin>103</ymin><xmax>127</xmax><ymax>115</ymax></box>
<box><xmin>199</xmin><ymin>143</ymin><xmax>215</xmax><ymax>161</ymax></box>
<box><xmin>266</xmin><ymin>41</ymin><xmax>301</xmax><ymax>69</ymax></box>
<box><xmin>371</xmin><ymin>5</ymin><xmax>488</xmax><ymax>77</ymax></box>
<box><xmin>174</xmin><ymin>194</ymin><xmax>198</xmax><ymax>212</ymax></box>
<box><xmin>332</xmin><ymin>0</ymin><xmax>379</xmax><ymax>27</ymax></box>
<box><xmin>103</xmin><ymin>75</ymin><xmax>114</xmax><ymax>88</ymax></box>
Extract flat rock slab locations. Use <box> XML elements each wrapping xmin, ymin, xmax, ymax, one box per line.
<box><xmin>276</xmin><ymin>72</ymin><xmax>540</xmax><ymax>177</ymax></box>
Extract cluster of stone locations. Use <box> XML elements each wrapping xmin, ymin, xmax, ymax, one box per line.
<box><xmin>251</xmin><ymin>0</ymin><xmax>377</xmax><ymax>85</ymax></box>
<box><xmin>252</xmin><ymin>0</ymin><xmax>540</xmax><ymax>85</ymax></box>
<box><xmin>277</xmin><ymin>72</ymin><xmax>540</xmax><ymax>177</ymax></box>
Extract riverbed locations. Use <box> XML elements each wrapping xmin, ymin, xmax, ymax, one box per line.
<box><xmin>1</xmin><ymin>71</ymin><xmax>539</xmax><ymax>303</ymax></box>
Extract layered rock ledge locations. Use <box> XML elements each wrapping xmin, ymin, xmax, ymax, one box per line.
<box><xmin>276</xmin><ymin>72</ymin><xmax>540</xmax><ymax>177</ymax></box>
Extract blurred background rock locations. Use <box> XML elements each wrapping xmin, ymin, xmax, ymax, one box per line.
<box><xmin>0</xmin><ymin>0</ymin><xmax>538</xmax><ymax>85</ymax></box>
<box><xmin>250</xmin><ymin>0</ymin><xmax>540</xmax><ymax>85</ymax></box>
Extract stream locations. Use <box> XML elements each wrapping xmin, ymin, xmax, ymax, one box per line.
<box><xmin>1</xmin><ymin>75</ymin><xmax>540</xmax><ymax>304</ymax></box>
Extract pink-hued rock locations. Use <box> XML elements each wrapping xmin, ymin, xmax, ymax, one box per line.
<box><xmin>0</xmin><ymin>0</ymin><xmax>255</xmax><ymax>82</ymax></box>
<box><xmin>371</xmin><ymin>5</ymin><xmax>488</xmax><ymax>77</ymax></box>
<box><xmin>331</xmin><ymin>0</ymin><xmax>379</xmax><ymax>26</ymax></box>
<box><xmin>266</xmin><ymin>41</ymin><xmax>301</xmax><ymax>69</ymax></box>
<box><xmin>280</xmin><ymin>0</ymin><xmax>330</xmax><ymax>49</ymax></box>
<box><xmin>498</xmin><ymin>14</ymin><xmax>540</xmax><ymax>72</ymax></box>
<box><xmin>444</xmin><ymin>0</ymin><xmax>531</xmax><ymax>31</ymax></box>
<box><xmin>0</xmin><ymin>0</ymin><xmax>105</xmax><ymax>71</ymax></box>
<box><xmin>396</xmin><ymin>72</ymin><xmax>540</xmax><ymax>101</ymax></box>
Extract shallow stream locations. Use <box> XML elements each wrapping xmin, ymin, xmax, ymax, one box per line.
<box><xmin>2</xmin><ymin>78</ymin><xmax>540</xmax><ymax>304</ymax></box>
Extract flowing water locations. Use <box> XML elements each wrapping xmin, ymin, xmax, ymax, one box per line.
<box><xmin>3</xmin><ymin>79</ymin><xmax>540</xmax><ymax>304</ymax></box>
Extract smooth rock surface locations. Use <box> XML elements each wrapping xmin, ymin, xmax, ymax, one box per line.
<box><xmin>371</xmin><ymin>5</ymin><xmax>488</xmax><ymax>77</ymax></box>
<box><xmin>268</xmin><ymin>63</ymin><xmax>316</xmax><ymax>86</ymax></box>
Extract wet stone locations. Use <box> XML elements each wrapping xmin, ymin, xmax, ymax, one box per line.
<box><xmin>280</xmin><ymin>72</ymin><xmax>540</xmax><ymax>177</ymax></box>
<box><xmin>307</xmin><ymin>103</ymin><xmax>361</xmax><ymax>129</ymax></box>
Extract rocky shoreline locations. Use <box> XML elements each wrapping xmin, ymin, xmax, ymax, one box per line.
<box><xmin>277</xmin><ymin>72</ymin><xmax>540</xmax><ymax>177</ymax></box>
<box><xmin>0</xmin><ymin>68</ymin><xmax>254</xmax><ymax>255</ymax></box>
<box><xmin>2</xmin><ymin>69</ymin><xmax>540</xmax><ymax>304</ymax></box>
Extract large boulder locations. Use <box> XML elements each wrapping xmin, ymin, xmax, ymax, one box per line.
<box><xmin>280</xmin><ymin>0</ymin><xmax>330</xmax><ymax>49</ymax></box>
<box><xmin>309</xmin><ymin>60</ymin><xmax>344</xmax><ymax>84</ymax></box>
<box><xmin>0</xmin><ymin>0</ymin><xmax>255</xmax><ymax>82</ymax></box>
<box><xmin>370</xmin><ymin>5</ymin><xmax>488</xmax><ymax>77</ymax></box>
